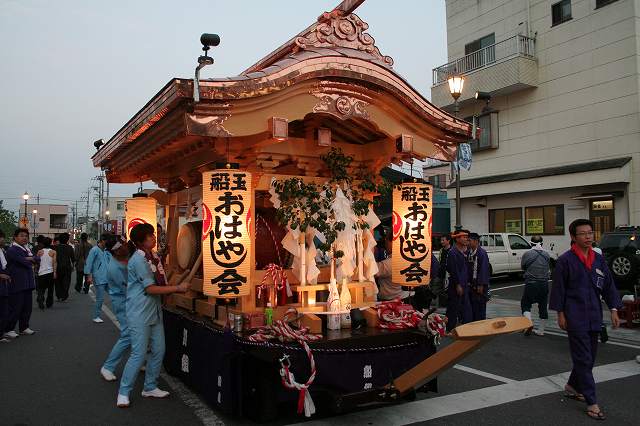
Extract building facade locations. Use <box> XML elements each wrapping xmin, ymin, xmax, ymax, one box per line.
<box><xmin>21</xmin><ymin>204</ymin><xmax>70</xmax><ymax>239</ymax></box>
<box><xmin>431</xmin><ymin>0</ymin><xmax>639</xmax><ymax>253</ymax></box>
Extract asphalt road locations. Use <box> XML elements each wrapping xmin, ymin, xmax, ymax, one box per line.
<box><xmin>1</xmin><ymin>274</ymin><xmax>639</xmax><ymax>426</ymax></box>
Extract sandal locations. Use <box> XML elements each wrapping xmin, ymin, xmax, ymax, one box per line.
<box><xmin>563</xmin><ymin>385</ymin><xmax>585</xmax><ymax>402</ymax></box>
<box><xmin>586</xmin><ymin>408</ymin><xmax>606</xmax><ymax>421</ymax></box>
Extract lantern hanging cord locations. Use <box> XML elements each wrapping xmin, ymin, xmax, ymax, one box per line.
<box><xmin>226</xmin><ymin>138</ymin><xmax>230</xmax><ymax>168</ymax></box>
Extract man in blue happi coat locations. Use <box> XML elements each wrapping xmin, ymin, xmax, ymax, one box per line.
<box><xmin>550</xmin><ymin>219</ymin><xmax>621</xmax><ymax>421</ymax></box>
<box><xmin>468</xmin><ymin>233</ymin><xmax>490</xmax><ymax>321</ymax></box>
<box><xmin>445</xmin><ymin>229</ymin><xmax>472</xmax><ymax>331</ymax></box>
<box><xmin>4</xmin><ymin>228</ymin><xmax>37</xmax><ymax>338</ymax></box>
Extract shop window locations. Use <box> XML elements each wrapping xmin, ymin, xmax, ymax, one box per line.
<box><xmin>552</xmin><ymin>0</ymin><xmax>572</xmax><ymax>26</ymax></box>
<box><xmin>116</xmin><ymin>201</ymin><xmax>125</xmax><ymax>211</ymax></box>
<box><xmin>489</xmin><ymin>208</ymin><xmax>522</xmax><ymax>234</ymax></box>
<box><xmin>525</xmin><ymin>205</ymin><xmax>564</xmax><ymax>235</ymax></box>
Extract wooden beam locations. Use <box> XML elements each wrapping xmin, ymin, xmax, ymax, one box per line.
<box><xmin>393</xmin><ymin>338</ymin><xmax>485</xmax><ymax>394</ymax></box>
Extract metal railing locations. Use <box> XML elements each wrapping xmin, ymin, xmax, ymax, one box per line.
<box><xmin>432</xmin><ymin>35</ymin><xmax>536</xmax><ymax>86</ymax></box>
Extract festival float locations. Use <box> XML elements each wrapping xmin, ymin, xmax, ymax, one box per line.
<box><xmin>92</xmin><ymin>0</ymin><xmax>530</xmax><ymax>420</ymax></box>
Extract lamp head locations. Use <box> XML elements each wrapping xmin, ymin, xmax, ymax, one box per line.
<box><xmin>447</xmin><ymin>74</ymin><xmax>465</xmax><ymax>100</ymax></box>
<box><xmin>475</xmin><ymin>91</ymin><xmax>491</xmax><ymax>101</ymax></box>
<box><xmin>93</xmin><ymin>139</ymin><xmax>104</xmax><ymax>150</ymax></box>
<box><xmin>200</xmin><ymin>33</ymin><xmax>220</xmax><ymax>50</ymax></box>
<box><xmin>22</xmin><ymin>192</ymin><xmax>29</xmax><ymax>201</ymax></box>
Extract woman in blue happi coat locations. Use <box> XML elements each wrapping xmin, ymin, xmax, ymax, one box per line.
<box><xmin>100</xmin><ymin>235</ymin><xmax>130</xmax><ymax>381</ymax></box>
<box><xmin>550</xmin><ymin>219</ymin><xmax>621</xmax><ymax>421</ymax></box>
<box><xmin>116</xmin><ymin>223</ymin><xmax>189</xmax><ymax>408</ymax></box>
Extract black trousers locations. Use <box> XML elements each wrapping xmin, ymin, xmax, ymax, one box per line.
<box><xmin>75</xmin><ymin>269</ymin><xmax>88</xmax><ymax>292</ymax></box>
<box><xmin>6</xmin><ymin>290</ymin><xmax>33</xmax><ymax>332</ymax></box>
<box><xmin>520</xmin><ymin>280</ymin><xmax>549</xmax><ymax>319</ymax></box>
<box><xmin>55</xmin><ymin>268</ymin><xmax>72</xmax><ymax>300</ymax></box>
<box><xmin>37</xmin><ymin>273</ymin><xmax>55</xmax><ymax>308</ymax></box>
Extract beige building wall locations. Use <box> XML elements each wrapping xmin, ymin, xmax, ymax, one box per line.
<box><xmin>434</xmin><ymin>0</ymin><xmax>640</xmax><ymax>230</ymax></box>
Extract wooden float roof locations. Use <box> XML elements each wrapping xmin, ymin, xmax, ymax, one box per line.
<box><xmin>93</xmin><ymin>0</ymin><xmax>475</xmax><ymax>188</ymax></box>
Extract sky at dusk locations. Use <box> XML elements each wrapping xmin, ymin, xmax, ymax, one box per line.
<box><xmin>0</xmin><ymin>0</ymin><xmax>447</xmax><ymax>216</ymax></box>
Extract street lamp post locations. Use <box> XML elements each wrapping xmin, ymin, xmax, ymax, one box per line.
<box><xmin>447</xmin><ymin>73</ymin><xmax>465</xmax><ymax>231</ymax></box>
<box><xmin>32</xmin><ymin>209</ymin><xmax>38</xmax><ymax>236</ymax></box>
<box><xmin>22</xmin><ymin>192</ymin><xmax>29</xmax><ymax>229</ymax></box>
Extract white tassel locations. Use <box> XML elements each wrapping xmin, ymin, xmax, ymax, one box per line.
<box><xmin>303</xmin><ymin>389</ymin><xmax>316</xmax><ymax>417</ymax></box>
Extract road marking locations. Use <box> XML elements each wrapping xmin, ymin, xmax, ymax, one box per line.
<box><xmin>292</xmin><ymin>360</ymin><xmax>640</xmax><ymax>426</ymax></box>
<box><xmin>541</xmin><ymin>329</ymin><xmax>640</xmax><ymax>350</ymax></box>
<box><xmin>453</xmin><ymin>364</ymin><xmax>517</xmax><ymax>384</ymax></box>
<box><xmin>491</xmin><ymin>283</ymin><xmax>524</xmax><ymax>291</ymax></box>
<box><xmin>89</xmin><ymin>289</ymin><xmax>224</xmax><ymax>426</ymax></box>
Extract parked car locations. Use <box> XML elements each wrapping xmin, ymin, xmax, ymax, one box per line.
<box><xmin>479</xmin><ymin>233</ymin><xmax>557</xmax><ymax>277</ymax></box>
<box><xmin>599</xmin><ymin>226</ymin><xmax>640</xmax><ymax>289</ymax></box>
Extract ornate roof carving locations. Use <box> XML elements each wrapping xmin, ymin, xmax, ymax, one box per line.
<box><xmin>295</xmin><ymin>11</ymin><xmax>393</xmax><ymax>67</ymax></box>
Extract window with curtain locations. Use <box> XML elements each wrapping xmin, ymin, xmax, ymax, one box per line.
<box><xmin>489</xmin><ymin>208</ymin><xmax>522</xmax><ymax>234</ymax></box>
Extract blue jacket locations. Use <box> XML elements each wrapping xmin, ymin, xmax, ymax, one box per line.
<box><xmin>550</xmin><ymin>250</ymin><xmax>622</xmax><ymax>332</ymax></box>
<box><xmin>106</xmin><ymin>256</ymin><xmax>127</xmax><ymax>297</ymax></box>
<box><xmin>468</xmin><ymin>246</ymin><xmax>490</xmax><ymax>288</ymax></box>
<box><xmin>447</xmin><ymin>245</ymin><xmax>469</xmax><ymax>291</ymax></box>
<box><xmin>84</xmin><ymin>245</ymin><xmax>109</xmax><ymax>286</ymax></box>
<box><xmin>5</xmin><ymin>244</ymin><xmax>36</xmax><ymax>294</ymax></box>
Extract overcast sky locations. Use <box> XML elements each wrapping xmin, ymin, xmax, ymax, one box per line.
<box><xmin>0</xmin><ymin>0</ymin><xmax>447</xmax><ymax>215</ymax></box>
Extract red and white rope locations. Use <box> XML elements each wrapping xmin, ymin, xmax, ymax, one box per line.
<box><xmin>248</xmin><ymin>308</ymin><xmax>321</xmax><ymax>417</ymax></box>
<box><xmin>376</xmin><ymin>299</ymin><xmax>424</xmax><ymax>329</ymax></box>
<box><xmin>257</xmin><ymin>263</ymin><xmax>292</xmax><ymax>305</ymax></box>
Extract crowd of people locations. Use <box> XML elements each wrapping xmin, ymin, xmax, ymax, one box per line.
<box><xmin>0</xmin><ymin>224</ymin><xmax>189</xmax><ymax>408</ymax></box>
<box><xmin>376</xmin><ymin>218</ymin><xmax>626</xmax><ymax>421</ymax></box>
<box><xmin>0</xmin><ymin>217</ymin><xmax>635</xmax><ymax>418</ymax></box>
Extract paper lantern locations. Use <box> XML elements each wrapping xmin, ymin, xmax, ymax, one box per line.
<box><xmin>391</xmin><ymin>182</ymin><xmax>433</xmax><ymax>286</ymax></box>
<box><xmin>202</xmin><ymin>169</ymin><xmax>253</xmax><ymax>297</ymax></box>
<box><xmin>125</xmin><ymin>196</ymin><xmax>157</xmax><ymax>240</ymax></box>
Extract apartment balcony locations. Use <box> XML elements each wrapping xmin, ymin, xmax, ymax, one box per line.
<box><xmin>431</xmin><ymin>35</ymin><xmax>538</xmax><ymax>108</ymax></box>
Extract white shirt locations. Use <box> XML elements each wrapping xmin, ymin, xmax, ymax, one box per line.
<box><xmin>375</xmin><ymin>257</ymin><xmax>410</xmax><ymax>301</ymax></box>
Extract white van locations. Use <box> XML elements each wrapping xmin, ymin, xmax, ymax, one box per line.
<box><xmin>479</xmin><ymin>233</ymin><xmax>556</xmax><ymax>276</ymax></box>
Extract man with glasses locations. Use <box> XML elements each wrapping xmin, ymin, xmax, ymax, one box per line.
<box><xmin>550</xmin><ymin>219</ymin><xmax>621</xmax><ymax>421</ymax></box>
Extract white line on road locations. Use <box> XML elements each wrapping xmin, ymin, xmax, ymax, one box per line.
<box><xmin>89</xmin><ymin>289</ymin><xmax>224</xmax><ymax>426</ymax></box>
<box><xmin>541</xmin><ymin>329</ymin><xmax>640</xmax><ymax>350</ymax></box>
<box><xmin>453</xmin><ymin>364</ymin><xmax>518</xmax><ymax>384</ymax></box>
<box><xmin>292</xmin><ymin>360</ymin><xmax>640</xmax><ymax>426</ymax></box>
<box><xmin>491</xmin><ymin>283</ymin><xmax>525</xmax><ymax>291</ymax></box>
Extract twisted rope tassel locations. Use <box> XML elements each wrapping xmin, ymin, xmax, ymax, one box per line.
<box><xmin>248</xmin><ymin>308</ymin><xmax>321</xmax><ymax>417</ymax></box>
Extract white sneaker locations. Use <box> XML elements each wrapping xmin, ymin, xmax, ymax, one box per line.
<box><xmin>93</xmin><ymin>317</ymin><xmax>104</xmax><ymax>324</ymax></box>
<box><xmin>141</xmin><ymin>388</ymin><xmax>170</xmax><ymax>398</ymax></box>
<box><xmin>636</xmin><ymin>355</ymin><xmax>640</xmax><ymax>364</ymax></box>
<box><xmin>533</xmin><ymin>329</ymin><xmax>545</xmax><ymax>336</ymax></box>
<box><xmin>116</xmin><ymin>394</ymin><xmax>130</xmax><ymax>408</ymax></box>
<box><xmin>0</xmin><ymin>337</ymin><xmax>10</xmax><ymax>343</ymax></box>
<box><xmin>101</xmin><ymin>367</ymin><xmax>117</xmax><ymax>381</ymax></box>
<box><xmin>4</xmin><ymin>331</ymin><xmax>19</xmax><ymax>339</ymax></box>
<box><xmin>20</xmin><ymin>328</ymin><xmax>36</xmax><ymax>335</ymax></box>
